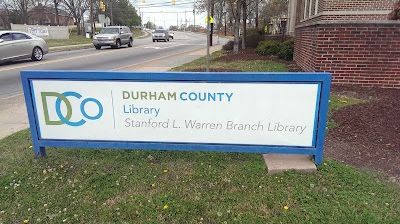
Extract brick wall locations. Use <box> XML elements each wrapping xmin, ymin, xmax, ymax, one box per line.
<box><xmin>294</xmin><ymin>22</ymin><xmax>400</xmax><ymax>88</ymax></box>
<box><xmin>322</xmin><ymin>0</ymin><xmax>396</xmax><ymax>11</ymax></box>
<box><xmin>295</xmin><ymin>0</ymin><xmax>397</xmax><ymax>25</ymax></box>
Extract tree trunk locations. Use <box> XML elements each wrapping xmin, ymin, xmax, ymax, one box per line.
<box><xmin>233</xmin><ymin>1</ymin><xmax>241</xmax><ymax>53</ymax></box>
<box><xmin>255</xmin><ymin>0</ymin><xmax>259</xmax><ymax>29</ymax></box>
<box><xmin>54</xmin><ymin>0</ymin><xmax>60</xmax><ymax>25</ymax></box>
<box><xmin>241</xmin><ymin>0</ymin><xmax>247</xmax><ymax>49</ymax></box>
<box><xmin>76</xmin><ymin>18</ymin><xmax>81</xmax><ymax>35</ymax></box>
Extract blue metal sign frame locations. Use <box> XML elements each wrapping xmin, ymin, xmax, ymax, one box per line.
<box><xmin>21</xmin><ymin>71</ymin><xmax>331</xmax><ymax>165</ymax></box>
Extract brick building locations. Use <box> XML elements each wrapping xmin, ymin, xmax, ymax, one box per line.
<box><xmin>288</xmin><ymin>0</ymin><xmax>400</xmax><ymax>88</ymax></box>
<box><xmin>28</xmin><ymin>6</ymin><xmax>74</xmax><ymax>26</ymax></box>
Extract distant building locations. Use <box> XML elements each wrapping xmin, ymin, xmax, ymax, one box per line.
<box><xmin>0</xmin><ymin>9</ymin><xmax>10</xmax><ymax>29</ymax></box>
<box><xmin>288</xmin><ymin>0</ymin><xmax>400</xmax><ymax>88</ymax></box>
<box><xmin>28</xmin><ymin>5</ymin><xmax>74</xmax><ymax>26</ymax></box>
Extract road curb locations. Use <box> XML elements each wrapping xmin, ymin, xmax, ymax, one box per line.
<box><xmin>49</xmin><ymin>44</ymin><xmax>93</xmax><ymax>52</ymax></box>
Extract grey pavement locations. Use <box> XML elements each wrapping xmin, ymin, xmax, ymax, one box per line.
<box><xmin>0</xmin><ymin>32</ymin><xmax>227</xmax><ymax>139</ymax></box>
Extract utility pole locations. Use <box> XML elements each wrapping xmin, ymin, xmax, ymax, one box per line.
<box><xmin>142</xmin><ymin>12</ymin><xmax>144</xmax><ymax>28</ymax></box>
<box><xmin>193</xmin><ymin>8</ymin><xmax>195</xmax><ymax>32</ymax></box>
<box><xmin>206</xmin><ymin>0</ymin><xmax>210</xmax><ymax>72</ymax></box>
<box><xmin>210</xmin><ymin>0</ymin><xmax>214</xmax><ymax>46</ymax></box>
<box><xmin>90</xmin><ymin>0</ymin><xmax>94</xmax><ymax>37</ymax></box>
<box><xmin>224</xmin><ymin>11</ymin><xmax>227</xmax><ymax>36</ymax></box>
<box><xmin>110</xmin><ymin>0</ymin><xmax>114</xmax><ymax>25</ymax></box>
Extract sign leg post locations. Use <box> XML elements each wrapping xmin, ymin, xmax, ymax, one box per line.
<box><xmin>33</xmin><ymin>145</ymin><xmax>46</xmax><ymax>158</ymax></box>
<box><xmin>314</xmin><ymin>152</ymin><xmax>323</xmax><ymax>166</ymax></box>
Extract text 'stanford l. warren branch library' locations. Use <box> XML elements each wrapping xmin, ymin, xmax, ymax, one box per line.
<box><xmin>21</xmin><ymin>71</ymin><xmax>331</xmax><ymax>165</ymax></box>
<box><xmin>287</xmin><ymin>0</ymin><xmax>400</xmax><ymax>88</ymax></box>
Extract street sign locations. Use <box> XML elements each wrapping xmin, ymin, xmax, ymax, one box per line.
<box><xmin>21</xmin><ymin>71</ymin><xmax>331</xmax><ymax>165</ymax></box>
<box><xmin>205</xmin><ymin>16</ymin><xmax>214</xmax><ymax>24</ymax></box>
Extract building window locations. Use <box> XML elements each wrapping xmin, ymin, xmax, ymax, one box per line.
<box><xmin>304</xmin><ymin>0</ymin><xmax>319</xmax><ymax>19</ymax></box>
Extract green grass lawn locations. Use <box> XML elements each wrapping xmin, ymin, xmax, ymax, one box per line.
<box><xmin>46</xmin><ymin>34</ymin><xmax>92</xmax><ymax>48</ymax></box>
<box><xmin>1</xmin><ymin>52</ymin><xmax>397</xmax><ymax>223</ymax></box>
<box><xmin>0</xmin><ymin>131</ymin><xmax>399</xmax><ymax>223</ymax></box>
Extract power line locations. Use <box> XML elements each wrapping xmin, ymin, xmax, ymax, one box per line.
<box><xmin>137</xmin><ymin>0</ymin><xmax>194</xmax><ymax>6</ymax></box>
<box><xmin>138</xmin><ymin>3</ymin><xmax>194</xmax><ymax>8</ymax></box>
<box><xmin>141</xmin><ymin>10</ymin><xmax>192</xmax><ymax>13</ymax></box>
<box><xmin>137</xmin><ymin>1</ymin><xmax>194</xmax><ymax>8</ymax></box>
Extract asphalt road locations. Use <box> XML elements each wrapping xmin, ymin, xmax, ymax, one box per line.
<box><xmin>0</xmin><ymin>31</ymin><xmax>226</xmax><ymax>138</ymax></box>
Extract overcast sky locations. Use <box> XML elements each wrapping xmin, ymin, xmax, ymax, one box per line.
<box><xmin>133</xmin><ymin>0</ymin><xmax>207</xmax><ymax>28</ymax></box>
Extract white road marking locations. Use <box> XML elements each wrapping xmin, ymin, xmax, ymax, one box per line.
<box><xmin>0</xmin><ymin>42</ymin><xmax>166</xmax><ymax>73</ymax></box>
<box><xmin>0</xmin><ymin>92</ymin><xmax>23</xmax><ymax>100</ymax></box>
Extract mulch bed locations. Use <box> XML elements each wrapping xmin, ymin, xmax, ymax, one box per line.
<box><xmin>216</xmin><ymin>49</ymin><xmax>303</xmax><ymax>72</ymax></box>
<box><xmin>213</xmin><ymin>49</ymin><xmax>400</xmax><ymax>183</ymax></box>
<box><xmin>326</xmin><ymin>86</ymin><xmax>400</xmax><ymax>183</ymax></box>
<box><xmin>184</xmin><ymin>68</ymin><xmax>242</xmax><ymax>72</ymax></box>
<box><xmin>215</xmin><ymin>49</ymin><xmax>277</xmax><ymax>62</ymax></box>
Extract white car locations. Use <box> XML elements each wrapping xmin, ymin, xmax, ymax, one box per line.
<box><xmin>0</xmin><ymin>31</ymin><xmax>48</xmax><ymax>63</ymax></box>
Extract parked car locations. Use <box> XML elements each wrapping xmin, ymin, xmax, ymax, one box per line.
<box><xmin>169</xmin><ymin>32</ymin><xmax>175</xmax><ymax>39</ymax></box>
<box><xmin>93</xmin><ymin>26</ymin><xmax>133</xmax><ymax>49</ymax></box>
<box><xmin>0</xmin><ymin>31</ymin><xmax>48</xmax><ymax>63</ymax></box>
<box><xmin>152</xmin><ymin>29</ymin><xmax>169</xmax><ymax>42</ymax></box>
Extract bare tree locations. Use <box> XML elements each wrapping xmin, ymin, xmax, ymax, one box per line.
<box><xmin>63</xmin><ymin>0</ymin><xmax>88</xmax><ymax>34</ymax></box>
<box><xmin>389</xmin><ymin>0</ymin><xmax>400</xmax><ymax>20</ymax></box>
<box><xmin>260</xmin><ymin>0</ymin><xmax>288</xmax><ymax>28</ymax></box>
<box><xmin>12</xmin><ymin>0</ymin><xmax>30</xmax><ymax>24</ymax></box>
<box><xmin>0</xmin><ymin>0</ymin><xmax>12</xmax><ymax>28</ymax></box>
<box><xmin>226</xmin><ymin>0</ymin><xmax>242</xmax><ymax>53</ymax></box>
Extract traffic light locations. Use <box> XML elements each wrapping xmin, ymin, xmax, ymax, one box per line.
<box><xmin>99</xmin><ymin>0</ymin><xmax>106</xmax><ymax>12</ymax></box>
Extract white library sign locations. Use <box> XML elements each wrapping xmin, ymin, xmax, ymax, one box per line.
<box><xmin>32</xmin><ymin>80</ymin><xmax>319</xmax><ymax>147</ymax></box>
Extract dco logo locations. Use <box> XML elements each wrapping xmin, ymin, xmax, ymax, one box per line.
<box><xmin>41</xmin><ymin>91</ymin><xmax>103</xmax><ymax>127</ymax></box>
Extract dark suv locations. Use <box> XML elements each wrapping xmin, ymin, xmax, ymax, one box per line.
<box><xmin>93</xmin><ymin>26</ymin><xmax>133</xmax><ymax>49</ymax></box>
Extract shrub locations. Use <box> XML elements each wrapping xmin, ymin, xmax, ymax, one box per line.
<box><xmin>222</xmin><ymin>40</ymin><xmax>234</xmax><ymax>50</ymax></box>
<box><xmin>245</xmin><ymin>29</ymin><xmax>263</xmax><ymax>48</ymax></box>
<box><xmin>222</xmin><ymin>40</ymin><xmax>242</xmax><ymax>51</ymax></box>
<box><xmin>277</xmin><ymin>39</ymin><xmax>294</xmax><ymax>61</ymax></box>
<box><xmin>255</xmin><ymin>39</ymin><xmax>294</xmax><ymax>61</ymax></box>
<box><xmin>255</xmin><ymin>40</ymin><xmax>281</xmax><ymax>56</ymax></box>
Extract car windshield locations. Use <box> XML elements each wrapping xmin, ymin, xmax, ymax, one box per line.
<box><xmin>100</xmin><ymin>28</ymin><xmax>120</xmax><ymax>34</ymax></box>
<box><xmin>154</xmin><ymin>30</ymin><xmax>165</xmax><ymax>33</ymax></box>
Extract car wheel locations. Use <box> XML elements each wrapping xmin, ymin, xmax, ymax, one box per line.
<box><xmin>95</xmin><ymin>45</ymin><xmax>101</xmax><ymax>50</ymax></box>
<box><xmin>115</xmin><ymin>39</ymin><xmax>121</xmax><ymax>49</ymax></box>
<box><xmin>153</xmin><ymin>39</ymin><xmax>155</xmax><ymax>42</ymax></box>
<box><xmin>128</xmin><ymin>38</ymin><xmax>133</xmax><ymax>47</ymax></box>
<box><xmin>31</xmin><ymin>47</ymin><xmax>43</xmax><ymax>61</ymax></box>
